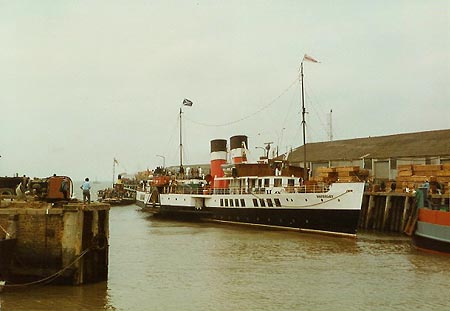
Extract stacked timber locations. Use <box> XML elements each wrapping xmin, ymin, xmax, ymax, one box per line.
<box><xmin>396</xmin><ymin>164</ymin><xmax>450</xmax><ymax>193</ymax></box>
<box><xmin>314</xmin><ymin>166</ymin><xmax>369</xmax><ymax>183</ymax></box>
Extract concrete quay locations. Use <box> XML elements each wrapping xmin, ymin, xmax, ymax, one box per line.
<box><xmin>0</xmin><ymin>200</ymin><xmax>109</xmax><ymax>286</ymax></box>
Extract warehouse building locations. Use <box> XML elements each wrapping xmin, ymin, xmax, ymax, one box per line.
<box><xmin>286</xmin><ymin>129</ymin><xmax>450</xmax><ymax>182</ymax></box>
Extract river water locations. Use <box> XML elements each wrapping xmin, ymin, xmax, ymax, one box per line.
<box><xmin>1</xmin><ymin>184</ymin><xmax>449</xmax><ymax>311</ymax></box>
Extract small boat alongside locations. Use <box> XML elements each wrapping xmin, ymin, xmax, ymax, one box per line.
<box><xmin>412</xmin><ymin>208</ymin><xmax>450</xmax><ymax>255</ymax></box>
<box><xmin>98</xmin><ymin>175</ymin><xmax>137</xmax><ymax>206</ymax></box>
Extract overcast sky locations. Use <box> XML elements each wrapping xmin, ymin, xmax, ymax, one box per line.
<box><xmin>1</xmin><ymin>0</ymin><xmax>449</xmax><ymax>181</ymax></box>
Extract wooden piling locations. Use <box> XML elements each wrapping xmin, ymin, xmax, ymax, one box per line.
<box><xmin>360</xmin><ymin>192</ymin><xmax>449</xmax><ymax>233</ymax></box>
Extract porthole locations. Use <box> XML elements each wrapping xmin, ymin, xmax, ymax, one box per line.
<box><xmin>338</xmin><ymin>199</ymin><xmax>341</xmax><ymax>202</ymax></box>
<box><xmin>305</xmin><ymin>199</ymin><xmax>308</xmax><ymax>202</ymax></box>
<box><xmin>321</xmin><ymin>199</ymin><xmax>323</xmax><ymax>202</ymax></box>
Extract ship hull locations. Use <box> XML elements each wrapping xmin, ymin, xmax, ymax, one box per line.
<box><xmin>157</xmin><ymin>182</ymin><xmax>365</xmax><ymax>236</ymax></box>
<box><xmin>412</xmin><ymin>232</ymin><xmax>450</xmax><ymax>255</ymax></box>
<box><xmin>206</xmin><ymin>207</ymin><xmax>360</xmax><ymax>235</ymax></box>
<box><xmin>412</xmin><ymin>210</ymin><xmax>450</xmax><ymax>255</ymax></box>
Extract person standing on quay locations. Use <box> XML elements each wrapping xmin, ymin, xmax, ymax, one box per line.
<box><xmin>81</xmin><ymin>177</ymin><xmax>91</xmax><ymax>204</ymax></box>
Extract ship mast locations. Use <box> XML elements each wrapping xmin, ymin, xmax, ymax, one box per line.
<box><xmin>300</xmin><ymin>61</ymin><xmax>307</xmax><ymax>181</ymax></box>
<box><xmin>179</xmin><ymin>107</ymin><xmax>184</xmax><ymax>175</ymax></box>
<box><xmin>179</xmin><ymin>99</ymin><xmax>193</xmax><ymax>175</ymax></box>
<box><xmin>300</xmin><ymin>54</ymin><xmax>319</xmax><ymax>181</ymax></box>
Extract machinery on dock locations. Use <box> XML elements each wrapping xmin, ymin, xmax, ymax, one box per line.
<box><xmin>0</xmin><ymin>175</ymin><xmax>73</xmax><ymax>202</ymax></box>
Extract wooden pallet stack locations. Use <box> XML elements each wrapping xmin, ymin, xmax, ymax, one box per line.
<box><xmin>314</xmin><ymin>166</ymin><xmax>370</xmax><ymax>183</ymax></box>
<box><xmin>396</xmin><ymin>164</ymin><xmax>450</xmax><ymax>193</ymax></box>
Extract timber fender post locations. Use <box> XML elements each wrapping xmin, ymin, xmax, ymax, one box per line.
<box><xmin>359</xmin><ymin>192</ymin><xmax>450</xmax><ymax>233</ymax></box>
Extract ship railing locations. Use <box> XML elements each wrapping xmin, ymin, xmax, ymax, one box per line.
<box><xmin>210</xmin><ymin>184</ymin><xmax>331</xmax><ymax>195</ymax></box>
<box><xmin>160</xmin><ymin>183</ymin><xmax>331</xmax><ymax>195</ymax></box>
<box><xmin>161</xmin><ymin>186</ymin><xmax>207</xmax><ymax>195</ymax></box>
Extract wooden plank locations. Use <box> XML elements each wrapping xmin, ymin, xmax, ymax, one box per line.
<box><xmin>398</xmin><ymin>170</ymin><xmax>413</xmax><ymax>177</ymax></box>
<box><xmin>335</xmin><ymin>166</ymin><xmax>360</xmax><ymax>173</ymax></box>
<box><xmin>397</xmin><ymin>164</ymin><xmax>412</xmax><ymax>171</ymax></box>
<box><xmin>413</xmin><ymin>164</ymin><xmax>442</xmax><ymax>171</ymax></box>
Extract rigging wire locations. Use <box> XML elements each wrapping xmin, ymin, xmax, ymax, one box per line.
<box><xmin>161</xmin><ymin>113</ymin><xmax>181</xmax><ymax>167</ymax></box>
<box><xmin>184</xmin><ymin>77</ymin><xmax>299</xmax><ymax>127</ymax></box>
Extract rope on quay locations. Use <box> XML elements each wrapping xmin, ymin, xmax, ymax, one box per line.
<box><xmin>1</xmin><ymin>247</ymin><xmax>91</xmax><ymax>289</ymax></box>
<box><xmin>0</xmin><ymin>224</ymin><xmax>11</xmax><ymax>238</ymax></box>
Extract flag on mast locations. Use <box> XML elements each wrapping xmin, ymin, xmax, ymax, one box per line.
<box><xmin>182</xmin><ymin>98</ymin><xmax>193</xmax><ymax>106</ymax></box>
<box><xmin>303</xmin><ymin>54</ymin><xmax>320</xmax><ymax>63</ymax></box>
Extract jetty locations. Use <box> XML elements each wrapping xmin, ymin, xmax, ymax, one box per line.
<box><xmin>359</xmin><ymin>191</ymin><xmax>449</xmax><ymax>233</ymax></box>
<box><xmin>0</xmin><ymin>175</ymin><xmax>110</xmax><ymax>287</ymax></box>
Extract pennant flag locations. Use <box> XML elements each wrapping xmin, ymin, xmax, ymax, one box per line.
<box><xmin>303</xmin><ymin>54</ymin><xmax>320</xmax><ymax>63</ymax></box>
<box><xmin>114</xmin><ymin>158</ymin><xmax>119</xmax><ymax>165</ymax></box>
<box><xmin>183</xmin><ymin>98</ymin><xmax>193</xmax><ymax>106</ymax></box>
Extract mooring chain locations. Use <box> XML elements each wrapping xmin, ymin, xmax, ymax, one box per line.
<box><xmin>0</xmin><ymin>237</ymin><xmax>101</xmax><ymax>288</ymax></box>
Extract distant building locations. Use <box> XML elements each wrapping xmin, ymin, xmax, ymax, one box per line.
<box><xmin>286</xmin><ymin>129</ymin><xmax>450</xmax><ymax>181</ymax></box>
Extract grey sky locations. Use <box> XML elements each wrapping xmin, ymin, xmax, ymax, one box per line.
<box><xmin>1</xmin><ymin>0</ymin><xmax>449</xmax><ymax>181</ymax></box>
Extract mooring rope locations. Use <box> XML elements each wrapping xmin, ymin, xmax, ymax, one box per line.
<box><xmin>2</xmin><ymin>247</ymin><xmax>91</xmax><ymax>288</ymax></box>
<box><xmin>0</xmin><ymin>224</ymin><xmax>10</xmax><ymax>238</ymax></box>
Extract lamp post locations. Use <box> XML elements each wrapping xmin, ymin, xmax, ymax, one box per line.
<box><xmin>156</xmin><ymin>155</ymin><xmax>165</xmax><ymax>168</ymax></box>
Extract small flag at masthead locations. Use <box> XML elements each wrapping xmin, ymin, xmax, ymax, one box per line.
<box><xmin>182</xmin><ymin>98</ymin><xmax>193</xmax><ymax>106</ymax></box>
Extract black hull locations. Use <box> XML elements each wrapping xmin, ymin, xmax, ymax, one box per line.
<box><xmin>412</xmin><ymin>234</ymin><xmax>450</xmax><ymax>255</ymax></box>
<box><xmin>207</xmin><ymin>207</ymin><xmax>360</xmax><ymax>235</ymax></box>
<box><xmin>158</xmin><ymin>205</ymin><xmax>212</xmax><ymax>220</ymax></box>
<box><xmin>158</xmin><ymin>205</ymin><xmax>359</xmax><ymax>235</ymax></box>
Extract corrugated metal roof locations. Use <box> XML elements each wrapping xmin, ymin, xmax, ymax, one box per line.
<box><xmin>287</xmin><ymin>129</ymin><xmax>450</xmax><ymax>162</ymax></box>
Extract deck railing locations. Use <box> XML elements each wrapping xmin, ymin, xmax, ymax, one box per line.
<box><xmin>161</xmin><ymin>184</ymin><xmax>331</xmax><ymax>195</ymax></box>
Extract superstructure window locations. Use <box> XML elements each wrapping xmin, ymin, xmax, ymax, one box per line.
<box><xmin>235</xmin><ymin>199</ymin><xmax>239</xmax><ymax>207</ymax></box>
<box><xmin>220</xmin><ymin>199</ymin><xmax>223</xmax><ymax>206</ymax></box>
<box><xmin>230</xmin><ymin>199</ymin><xmax>234</xmax><ymax>207</ymax></box>
<box><xmin>259</xmin><ymin>199</ymin><xmax>266</xmax><ymax>207</ymax></box>
<box><xmin>267</xmin><ymin>198</ymin><xmax>273</xmax><ymax>207</ymax></box>
<box><xmin>225</xmin><ymin>199</ymin><xmax>228</xmax><ymax>207</ymax></box>
<box><xmin>288</xmin><ymin>179</ymin><xmax>294</xmax><ymax>186</ymax></box>
<box><xmin>252</xmin><ymin>199</ymin><xmax>258</xmax><ymax>207</ymax></box>
<box><xmin>264</xmin><ymin>179</ymin><xmax>270</xmax><ymax>187</ymax></box>
<box><xmin>240</xmin><ymin>199</ymin><xmax>246</xmax><ymax>207</ymax></box>
<box><xmin>274</xmin><ymin>198</ymin><xmax>281</xmax><ymax>207</ymax></box>
<box><xmin>274</xmin><ymin>179</ymin><xmax>282</xmax><ymax>187</ymax></box>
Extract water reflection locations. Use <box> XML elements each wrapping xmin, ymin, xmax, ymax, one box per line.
<box><xmin>1</xmin><ymin>282</ymin><xmax>112</xmax><ymax>311</ymax></box>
